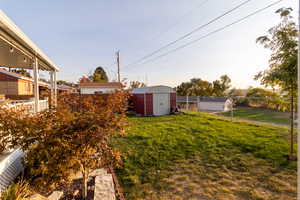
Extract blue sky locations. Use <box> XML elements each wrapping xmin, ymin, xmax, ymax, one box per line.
<box><xmin>1</xmin><ymin>0</ymin><xmax>298</xmax><ymax>88</ymax></box>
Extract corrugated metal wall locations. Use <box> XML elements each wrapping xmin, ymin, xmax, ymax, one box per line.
<box><xmin>170</xmin><ymin>93</ymin><xmax>176</xmax><ymax>109</ymax></box>
<box><xmin>145</xmin><ymin>93</ymin><xmax>153</xmax><ymax>115</ymax></box>
<box><xmin>132</xmin><ymin>94</ymin><xmax>145</xmax><ymax>115</ymax></box>
<box><xmin>0</xmin><ymin>150</ymin><xmax>24</xmax><ymax>193</ymax></box>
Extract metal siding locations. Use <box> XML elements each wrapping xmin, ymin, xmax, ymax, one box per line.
<box><xmin>146</xmin><ymin>93</ymin><xmax>153</xmax><ymax>115</ymax></box>
<box><xmin>198</xmin><ymin>102</ymin><xmax>225</xmax><ymax>111</ymax></box>
<box><xmin>132</xmin><ymin>94</ymin><xmax>145</xmax><ymax>115</ymax></box>
<box><xmin>0</xmin><ymin>150</ymin><xmax>24</xmax><ymax>194</ymax></box>
<box><xmin>170</xmin><ymin>93</ymin><xmax>176</xmax><ymax>109</ymax></box>
<box><xmin>153</xmin><ymin>93</ymin><xmax>170</xmax><ymax>116</ymax></box>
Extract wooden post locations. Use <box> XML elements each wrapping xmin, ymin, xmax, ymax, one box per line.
<box><xmin>50</xmin><ymin>71</ymin><xmax>54</xmax><ymax>108</ymax></box>
<box><xmin>54</xmin><ymin>71</ymin><xmax>57</xmax><ymax>107</ymax></box>
<box><xmin>231</xmin><ymin>101</ymin><xmax>233</xmax><ymax>121</ymax></box>
<box><xmin>33</xmin><ymin>57</ymin><xmax>39</xmax><ymax>113</ymax></box>
<box><xmin>186</xmin><ymin>96</ymin><xmax>189</xmax><ymax>110</ymax></box>
<box><xmin>144</xmin><ymin>93</ymin><xmax>146</xmax><ymax>116</ymax></box>
<box><xmin>116</xmin><ymin>51</ymin><xmax>120</xmax><ymax>83</ymax></box>
<box><xmin>197</xmin><ymin>96</ymin><xmax>200</xmax><ymax>112</ymax></box>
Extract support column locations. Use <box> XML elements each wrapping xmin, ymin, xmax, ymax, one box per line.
<box><xmin>49</xmin><ymin>71</ymin><xmax>54</xmax><ymax>108</ymax></box>
<box><xmin>33</xmin><ymin>57</ymin><xmax>39</xmax><ymax>113</ymax></box>
<box><xmin>54</xmin><ymin>71</ymin><xmax>57</xmax><ymax>107</ymax></box>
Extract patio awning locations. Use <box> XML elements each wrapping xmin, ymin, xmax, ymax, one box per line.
<box><xmin>0</xmin><ymin>10</ymin><xmax>59</xmax><ymax>72</ymax></box>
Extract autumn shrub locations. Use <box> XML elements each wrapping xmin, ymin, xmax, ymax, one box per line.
<box><xmin>0</xmin><ymin>180</ymin><xmax>31</xmax><ymax>200</ymax></box>
<box><xmin>0</xmin><ymin>90</ymin><xmax>129</xmax><ymax>199</ymax></box>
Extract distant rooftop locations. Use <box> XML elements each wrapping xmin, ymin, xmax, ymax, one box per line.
<box><xmin>79</xmin><ymin>82</ymin><xmax>123</xmax><ymax>88</ymax></box>
<box><xmin>177</xmin><ymin>96</ymin><xmax>229</xmax><ymax>102</ymax></box>
<box><xmin>0</xmin><ymin>68</ymin><xmax>50</xmax><ymax>87</ymax></box>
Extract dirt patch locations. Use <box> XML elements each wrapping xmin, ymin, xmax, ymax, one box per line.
<box><xmin>59</xmin><ymin>177</ymin><xmax>95</xmax><ymax>200</ymax></box>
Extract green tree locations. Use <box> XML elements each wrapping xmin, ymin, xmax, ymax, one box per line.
<box><xmin>176</xmin><ymin>75</ymin><xmax>231</xmax><ymax>96</ymax></box>
<box><xmin>255</xmin><ymin>8</ymin><xmax>297</xmax><ymax>159</ymax></box>
<box><xmin>189</xmin><ymin>78</ymin><xmax>213</xmax><ymax>96</ymax></box>
<box><xmin>11</xmin><ymin>69</ymin><xmax>31</xmax><ymax>78</ymax></box>
<box><xmin>129</xmin><ymin>81</ymin><xmax>146</xmax><ymax>89</ymax></box>
<box><xmin>90</xmin><ymin>66</ymin><xmax>109</xmax><ymax>82</ymax></box>
<box><xmin>246</xmin><ymin>87</ymin><xmax>287</xmax><ymax>110</ymax></box>
<box><xmin>228</xmin><ymin>88</ymin><xmax>246</xmax><ymax>97</ymax></box>
<box><xmin>176</xmin><ymin>79</ymin><xmax>213</xmax><ymax>96</ymax></box>
<box><xmin>213</xmin><ymin>75</ymin><xmax>231</xmax><ymax>96</ymax></box>
<box><xmin>57</xmin><ymin>80</ymin><xmax>76</xmax><ymax>87</ymax></box>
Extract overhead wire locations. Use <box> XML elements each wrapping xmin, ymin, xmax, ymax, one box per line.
<box><xmin>128</xmin><ymin>0</ymin><xmax>284</xmax><ymax>68</ymax></box>
<box><xmin>123</xmin><ymin>0</ymin><xmax>253</xmax><ymax>69</ymax></box>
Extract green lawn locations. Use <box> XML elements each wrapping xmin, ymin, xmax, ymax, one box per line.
<box><xmin>113</xmin><ymin>112</ymin><xmax>296</xmax><ymax>200</ymax></box>
<box><xmin>218</xmin><ymin>106</ymin><xmax>290</xmax><ymax>126</ymax></box>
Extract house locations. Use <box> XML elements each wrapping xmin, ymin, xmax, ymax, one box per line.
<box><xmin>131</xmin><ymin>85</ymin><xmax>176</xmax><ymax>116</ymax></box>
<box><xmin>0</xmin><ymin>10</ymin><xmax>59</xmax><ymax>192</ymax></box>
<box><xmin>198</xmin><ymin>97</ymin><xmax>232</xmax><ymax>112</ymax></box>
<box><xmin>57</xmin><ymin>84</ymin><xmax>78</xmax><ymax>94</ymax></box>
<box><xmin>79</xmin><ymin>82</ymin><xmax>122</xmax><ymax>94</ymax></box>
<box><xmin>0</xmin><ymin>69</ymin><xmax>33</xmax><ymax>95</ymax></box>
<box><xmin>0</xmin><ymin>69</ymin><xmax>51</xmax><ymax>99</ymax></box>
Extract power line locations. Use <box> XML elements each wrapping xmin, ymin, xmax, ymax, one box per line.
<box><xmin>147</xmin><ymin>0</ymin><xmax>210</xmax><ymax>42</ymax></box>
<box><xmin>130</xmin><ymin>0</ymin><xmax>283</xmax><ymax>68</ymax></box>
<box><xmin>123</xmin><ymin>0</ymin><xmax>253</xmax><ymax>69</ymax></box>
<box><xmin>124</xmin><ymin>0</ymin><xmax>209</xmax><ymax>65</ymax></box>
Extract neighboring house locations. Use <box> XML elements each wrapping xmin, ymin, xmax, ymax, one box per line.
<box><xmin>131</xmin><ymin>85</ymin><xmax>176</xmax><ymax>116</ymax></box>
<box><xmin>198</xmin><ymin>97</ymin><xmax>232</xmax><ymax>112</ymax></box>
<box><xmin>0</xmin><ymin>69</ymin><xmax>33</xmax><ymax>95</ymax></box>
<box><xmin>79</xmin><ymin>82</ymin><xmax>122</xmax><ymax>94</ymax></box>
<box><xmin>0</xmin><ymin>69</ymin><xmax>50</xmax><ymax>98</ymax></box>
<box><xmin>58</xmin><ymin>84</ymin><xmax>78</xmax><ymax>94</ymax></box>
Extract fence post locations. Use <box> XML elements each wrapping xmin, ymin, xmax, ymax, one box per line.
<box><xmin>197</xmin><ymin>96</ymin><xmax>200</xmax><ymax>112</ymax></box>
<box><xmin>186</xmin><ymin>96</ymin><xmax>189</xmax><ymax>110</ymax></box>
<box><xmin>231</xmin><ymin>102</ymin><xmax>233</xmax><ymax>121</ymax></box>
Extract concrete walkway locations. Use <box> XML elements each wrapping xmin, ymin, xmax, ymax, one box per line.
<box><xmin>93</xmin><ymin>169</ymin><xmax>115</xmax><ymax>200</ymax></box>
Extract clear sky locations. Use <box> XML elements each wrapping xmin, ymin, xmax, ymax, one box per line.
<box><xmin>1</xmin><ymin>0</ymin><xmax>298</xmax><ymax>88</ymax></box>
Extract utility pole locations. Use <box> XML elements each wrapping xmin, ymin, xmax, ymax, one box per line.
<box><xmin>116</xmin><ymin>51</ymin><xmax>120</xmax><ymax>82</ymax></box>
<box><xmin>297</xmin><ymin>2</ymin><xmax>300</xmax><ymax>199</ymax></box>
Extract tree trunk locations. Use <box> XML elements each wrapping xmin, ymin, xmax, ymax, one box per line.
<box><xmin>82</xmin><ymin>170</ymin><xmax>88</xmax><ymax>200</ymax></box>
<box><xmin>289</xmin><ymin>84</ymin><xmax>294</xmax><ymax>159</ymax></box>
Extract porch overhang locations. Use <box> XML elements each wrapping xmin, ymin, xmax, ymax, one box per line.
<box><xmin>0</xmin><ymin>10</ymin><xmax>59</xmax><ymax>111</ymax></box>
<box><xmin>0</xmin><ymin>10</ymin><xmax>59</xmax><ymax>72</ymax></box>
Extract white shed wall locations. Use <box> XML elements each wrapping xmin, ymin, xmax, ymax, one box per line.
<box><xmin>80</xmin><ymin>87</ymin><xmax>117</xmax><ymax>94</ymax></box>
<box><xmin>153</xmin><ymin>93</ymin><xmax>170</xmax><ymax>116</ymax></box>
<box><xmin>198</xmin><ymin>102</ymin><xmax>225</xmax><ymax>111</ymax></box>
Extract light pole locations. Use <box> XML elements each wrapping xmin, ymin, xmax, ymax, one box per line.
<box><xmin>297</xmin><ymin>1</ymin><xmax>300</xmax><ymax>199</ymax></box>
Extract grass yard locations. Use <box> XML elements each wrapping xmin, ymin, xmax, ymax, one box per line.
<box><xmin>218</xmin><ymin>106</ymin><xmax>290</xmax><ymax>126</ymax></box>
<box><xmin>113</xmin><ymin>112</ymin><xmax>296</xmax><ymax>200</ymax></box>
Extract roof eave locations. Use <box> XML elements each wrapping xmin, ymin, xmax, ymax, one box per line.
<box><xmin>0</xmin><ymin>10</ymin><xmax>59</xmax><ymax>72</ymax></box>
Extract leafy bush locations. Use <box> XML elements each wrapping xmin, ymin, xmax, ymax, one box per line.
<box><xmin>1</xmin><ymin>180</ymin><xmax>31</xmax><ymax>200</ymax></box>
<box><xmin>0</xmin><ymin>91</ymin><xmax>129</xmax><ymax>199</ymax></box>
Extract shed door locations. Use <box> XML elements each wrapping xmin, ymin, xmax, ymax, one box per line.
<box><xmin>153</xmin><ymin>93</ymin><xmax>170</xmax><ymax>116</ymax></box>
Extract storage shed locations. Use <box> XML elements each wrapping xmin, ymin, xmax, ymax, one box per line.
<box><xmin>131</xmin><ymin>86</ymin><xmax>176</xmax><ymax>116</ymax></box>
